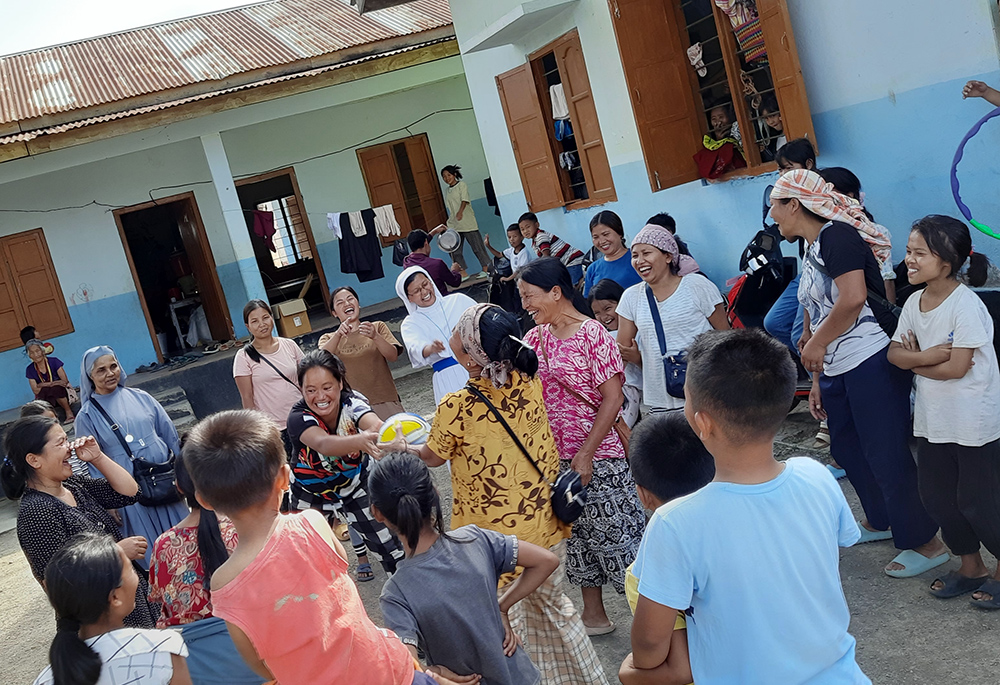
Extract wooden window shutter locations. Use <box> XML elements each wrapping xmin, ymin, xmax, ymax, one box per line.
<box><xmin>757</xmin><ymin>0</ymin><xmax>816</xmax><ymax>147</ymax></box>
<box><xmin>609</xmin><ymin>0</ymin><xmax>702</xmax><ymax>191</ymax></box>
<box><xmin>358</xmin><ymin>144</ymin><xmax>412</xmax><ymax>244</ymax></box>
<box><xmin>0</xmin><ymin>230</ymin><xmax>73</xmax><ymax>350</ymax></box>
<box><xmin>551</xmin><ymin>31</ymin><xmax>616</xmax><ymax>203</ymax></box>
<box><xmin>496</xmin><ymin>64</ymin><xmax>565</xmax><ymax>213</ymax></box>
<box><xmin>403</xmin><ymin>136</ymin><xmax>448</xmax><ymax>231</ymax></box>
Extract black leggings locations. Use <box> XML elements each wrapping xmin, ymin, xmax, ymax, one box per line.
<box><xmin>917</xmin><ymin>438</ymin><xmax>1000</xmax><ymax>558</ymax></box>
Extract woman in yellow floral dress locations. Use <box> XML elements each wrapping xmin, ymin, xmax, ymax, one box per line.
<box><xmin>414</xmin><ymin>303</ymin><xmax>609</xmax><ymax>685</ymax></box>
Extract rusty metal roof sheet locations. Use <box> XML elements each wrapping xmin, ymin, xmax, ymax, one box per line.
<box><xmin>0</xmin><ymin>37</ymin><xmax>453</xmax><ymax>147</ymax></box>
<box><xmin>0</xmin><ymin>0</ymin><xmax>452</xmax><ymax>126</ymax></box>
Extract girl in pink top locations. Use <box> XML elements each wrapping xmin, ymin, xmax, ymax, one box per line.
<box><xmin>181</xmin><ymin>410</ymin><xmax>457</xmax><ymax>685</ymax></box>
<box><xmin>519</xmin><ymin>258</ymin><xmax>646</xmax><ymax>638</ymax></box>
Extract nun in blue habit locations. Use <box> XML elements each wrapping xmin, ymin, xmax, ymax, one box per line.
<box><xmin>73</xmin><ymin>345</ymin><xmax>188</xmax><ymax>568</ymax></box>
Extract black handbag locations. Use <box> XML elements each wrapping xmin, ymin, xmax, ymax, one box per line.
<box><xmin>465</xmin><ymin>384</ymin><xmax>586</xmax><ymax>524</ymax></box>
<box><xmin>646</xmin><ymin>284</ymin><xmax>687</xmax><ymax>399</ymax></box>
<box><xmin>91</xmin><ymin>398</ymin><xmax>180</xmax><ymax>507</ymax></box>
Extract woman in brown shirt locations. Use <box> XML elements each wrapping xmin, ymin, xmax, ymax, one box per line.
<box><xmin>320</xmin><ymin>286</ymin><xmax>405</xmax><ymax>421</ymax></box>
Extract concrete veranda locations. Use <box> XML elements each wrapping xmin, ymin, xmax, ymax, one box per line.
<box><xmin>2</xmin><ymin>369</ymin><xmax>1000</xmax><ymax>683</ymax></box>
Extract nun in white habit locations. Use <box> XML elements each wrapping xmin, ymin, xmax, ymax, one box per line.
<box><xmin>396</xmin><ymin>265</ymin><xmax>476</xmax><ymax>405</ymax></box>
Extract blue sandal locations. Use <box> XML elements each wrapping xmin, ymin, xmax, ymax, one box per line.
<box><xmin>884</xmin><ymin>550</ymin><xmax>950</xmax><ymax>578</ymax></box>
<box><xmin>356</xmin><ymin>562</ymin><xmax>375</xmax><ymax>582</ymax></box>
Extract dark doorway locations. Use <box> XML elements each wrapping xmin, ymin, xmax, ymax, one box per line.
<box><xmin>114</xmin><ymin>194</ymin><xmax>233</xmax><ymax>361</ymax></box>
<box><xmin>235</xmin><ymin>169</ymin><xmax>329</xmax><ymax>312</ymax></box>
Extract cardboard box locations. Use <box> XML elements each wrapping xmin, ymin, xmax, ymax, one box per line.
<box><xmin>274</xmin><ymin>299</ymin><xmax>312</xmax><ymax>337</ymax></box>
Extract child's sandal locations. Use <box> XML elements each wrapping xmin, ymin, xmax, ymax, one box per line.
<box><xmin>356</xmin><ymin>562</ymin><xmax>375</xmax><ymax>583</ymax></box>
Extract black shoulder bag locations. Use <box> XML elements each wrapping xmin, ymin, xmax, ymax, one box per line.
<box><xmin>91</xmin><ymin>398</ymin><xmax>180</xmax><ymax>507</ymax></box>
<box><xmin>465</xmin><ymin>384</ymin><xmax>586</xmax><ymax>524</ymax></box>
<box><xmin>243</xmin><ymin>342</ymin><xmax>299</xmax><ymax>388</ymax></box>
<box><xmin>645</xmin><ymin>284</ymin><xmax>687</xmax><ymax>399</ymax></box>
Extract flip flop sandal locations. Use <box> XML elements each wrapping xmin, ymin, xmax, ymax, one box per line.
<box><xmin>219</xmin><ymin>340</ymin><xmax>236</xmax><ymax>351</ymax></box>
<box><xmin>970</xmin><ymin>579</ymin><xmax>1000</xmax><ymax>610</ymax></box>
<box><xmin>930</xmin><ymin>571</ymin><xmax>990</xmax><ymax>598</ymax></box>
<box><xmin>857</xmin><ymin>520</ymin><xmax>892</xmax><ymax>544</ymax></box>
<box><xmin>203</xmin><ymin>343</ymin><xmax>221</xmax><ymax>354</ymax></box>
<box><xmin>884</xmin><ymin>549</ymin><xmax>950</xmax><ymax>578</ymax></box>
<box><xmin>585</xmin><ymin>622</ymin><xmax>615</xmax><ymax>636</ymax></box>
<box><xmin>356</xmin><ymin>562</ymin><xmax>375</xmax><ymax>583</ymax></box>
<box><xmin>826</xmin><ymin>464</ymin><xmax>847</xmax><ymax>480</ymax></box>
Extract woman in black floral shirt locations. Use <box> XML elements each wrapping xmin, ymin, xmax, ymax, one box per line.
<box><xmin>1</xmin><ymin>415</ymin><xmax>159</xmax><ymax>627</ymax></box>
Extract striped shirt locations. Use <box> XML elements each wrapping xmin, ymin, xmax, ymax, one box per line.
<box><xmin>534</xmin><ymin>232</ymin><xmax>584</xmax><ymax>267</ymax></box>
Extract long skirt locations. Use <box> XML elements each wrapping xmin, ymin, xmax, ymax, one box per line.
<box><xmin>505</xmin><ymin>542</ymin><xmax>610</xmax><ymax>685</ymax></box>
<box><xmin>560</xmin><ymin>457</ymin><xmax>645</xmax><ymax>592</ymax></box>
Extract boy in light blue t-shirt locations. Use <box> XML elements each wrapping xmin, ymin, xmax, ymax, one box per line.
<box><xmin>625</xmin><ymin>328</ymin><xmax>870</xmax><ymax>685</ymax></box>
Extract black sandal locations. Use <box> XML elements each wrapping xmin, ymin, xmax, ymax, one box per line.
<box><xmin>970</xmin><ymin>578</ymin><xmax>1000</xmax><ymax>610</ymax></box>
<box><xmin>929</xmin><ymin>571</ymin><xmax>989</xmax><ymax>598</ymax></box>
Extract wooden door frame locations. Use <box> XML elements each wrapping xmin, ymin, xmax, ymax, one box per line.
<box><xmin>235</xmin><ymin>167</ymin><xmax>330</xmax><ymax>312</ymax></box>
<box><xmin>113</xmin><ymin>191</ymin><xmax>233</xmax><ymax>363</ymax></box>
<box><xmin>356</xmin><ymin>132</ymin><xmax>445</xmax><ymax>247</ymax></box>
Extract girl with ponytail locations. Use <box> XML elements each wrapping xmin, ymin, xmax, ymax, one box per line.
<box><xmin>33</xmin><ymin>532</ymin><xmax>191</xmax><ymax>685</ymax></box>
<box><xmin>370</xmin><ymin>453</ymin><xmax>557</xmax><ymax>685</ymax></box>
<box><xmin>148</xmin><ymin>453</ymin><xmax>264</xmax><ymax>683</ymax></box>
<box><xmin>404</xmin><ymin>303</ymin><xmax>612</xmax><ymax>685</ymax></box>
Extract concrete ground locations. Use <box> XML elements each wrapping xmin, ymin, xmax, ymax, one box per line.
<box><xmin>3</xmin><ymin>369</ymin><xmax>1000</xmax><ymax>683</ymax></box>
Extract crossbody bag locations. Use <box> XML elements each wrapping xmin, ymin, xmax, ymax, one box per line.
<box><xmin>539</xmin><ymin>329</ymin><xmax>632</xmax><ymax>455</ymax></box>
<box><xmin>91</xmin><ymin>398</ymin><xmax>180</xmax><ymax>507</ymax></box>
<box><xmin>465</xmin><ymin>384</ymin><xmax>586</xmax><ymax>524</ymax></box>
<box><xmin>645</xmin><ymin>284</ymin><xmax>687</xmax><ymax>399</ymax></box>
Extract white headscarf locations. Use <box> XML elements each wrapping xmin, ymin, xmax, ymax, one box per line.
<box><xmin>79</xmin><ymin>345</ymin><xmax>127</xmax><ymax>405</ymax></box>
<box><xmin>395</xmin><ymin>265</ymin><xmax>445</xmax><ymax>316</ymax></box>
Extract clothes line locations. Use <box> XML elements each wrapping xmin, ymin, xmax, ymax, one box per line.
<box><xmin>326</xmin><ymin>204</ymin><xmax>401</xmax><ymax>239</ymax></box>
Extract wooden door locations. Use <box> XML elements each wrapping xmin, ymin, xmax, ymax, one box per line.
<box><xmin>404</xmin><ymin>136</ymin><xmax>447</xmax><ymax>231</ymax></box>
<box><xmin>0</xmin><ymin>245</ymin><xmax>26</xmax><ymax>350</ymax></box>
<box><xmin>757</xmin><ymin>0</ymin><xmax>816</xmax><ymax>147</ymax></box>
<box><xmin>174</xmin><ymin>200</ymin><xmax>233</xmax><ymax>342</ymax></box>
<box><xmin>358</xmin><ymin>144</ymin><xmax>412</xmax><ymax>244</ymax></box>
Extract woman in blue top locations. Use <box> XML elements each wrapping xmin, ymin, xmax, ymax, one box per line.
<box><xmin>73</xmin><ymin>346</ymin><xmax>188</xmax><ymax>569</ymax></box>
<box><xmin>583</xmin><ymin>211</ymin><xmax>641</xmax><ymax>297</ymax></box>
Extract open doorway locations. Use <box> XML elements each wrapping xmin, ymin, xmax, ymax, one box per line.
<box><xmin>114</xmin><ymin>193</ymin><xmax>234</xmax><ymax>362</ymax></box>
<box><xmin>235</xmin><ymin>168</ymin><xmax>329</xmax><ymax>313</ymax></box>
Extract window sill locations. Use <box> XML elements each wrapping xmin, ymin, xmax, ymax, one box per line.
<box><xmin>707</xmin><ymin>161</ymin><xmax>780</xmax><ymax>184</ymax></box>
<box><xmin>563</xmin><ymin>196</ymin><xmax>615</xmax><ymax>213</ymax></box>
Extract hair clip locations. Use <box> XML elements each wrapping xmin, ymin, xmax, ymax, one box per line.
<box><xmin>508</xmin><ymin>334</ymin><xmax>533</xmax><ymax>351</ymax></box>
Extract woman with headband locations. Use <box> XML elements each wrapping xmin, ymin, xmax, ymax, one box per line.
<box><xmin>616</xmin><ymin>223</ymin><xmax>729</xmax><ymax>412</ymax></box>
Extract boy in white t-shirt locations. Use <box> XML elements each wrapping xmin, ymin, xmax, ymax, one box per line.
<box><xmin>627</xmin><ymin>328</ymin><xmax>869</xmax><ymax>685</ymax></box>
<box><xmin>484</xmin><ymin>223</ymin><xmax>537</xmax><ymax>280</ymax></box>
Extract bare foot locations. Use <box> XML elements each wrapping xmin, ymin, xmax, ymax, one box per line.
<box><xmin>885</xmin><ymin>537</ymin><xmax>948</xmax><ymax>573</ymax></box>
<box><xmin>860</xmin><ymin>519</ymin><xmax>889</xmax><ymax>533</ymax></box>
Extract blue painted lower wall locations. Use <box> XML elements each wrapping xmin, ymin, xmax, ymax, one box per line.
<box><xmin>495</xmin><ymin>71</ymin><xmax>1000</xmax><ymax>291</ymax></box>
<box><xmin>0</xmin><ymin>292</ymin><xmax>156</xmax><ymax>410</ymax></box>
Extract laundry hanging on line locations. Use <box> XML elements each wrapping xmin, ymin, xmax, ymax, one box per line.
<box><xmin>325</xmin><ymin>204</ymin><xmax>401</xmax><ymax>239</ymax></box>
<box><xmin>252</xmin><ymin>210</ymin><xmax>277</xmax><ymax>252</ymax></box>
<box><xmin>339</xmin><ymin>209</ymin><xmax>384</xmax><ymax>282</ymax></box>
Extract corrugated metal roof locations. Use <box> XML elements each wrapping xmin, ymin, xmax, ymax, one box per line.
<box><xmin>0</xmin><ymin>37</ymin><xmax>452</xmax><ymax>146</ymax></box>
<box><xmin>0</xmin><ymin>0</ymin><xmax>452</xmax><ymax>126</ymax></box>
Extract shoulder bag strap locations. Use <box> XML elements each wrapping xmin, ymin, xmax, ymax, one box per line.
<box><xmin>246</xmin><ymin>343</ymin><xmax>298</xmax><ymax>388</ymax></box>
<box><xmin>644</xmin><ymin>283</ymin><xmax>669</xmax><ymax>362</ymax></box>
<box><xmin>465</xmin><ymin>384</ymin><xmax>553</xmax><ymax>488</ymax></box>
<box><xmin>90</xmin><ymin>398</ymin><xmax>134</xmax><ymax>461</ymax></box>
<box><xmin>805</xmin><ymin>251</ymin><xmax>900</xmax><ymax>315</ymax></box>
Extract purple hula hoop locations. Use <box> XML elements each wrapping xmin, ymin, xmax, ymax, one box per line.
<box><xmin>951</xmin><ymin>105</ymin><xmax>1000</xmax><ymax>239</ymax></box>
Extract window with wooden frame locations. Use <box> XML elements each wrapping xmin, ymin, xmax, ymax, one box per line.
<box><xmin>609</xmin><ymin>0</ymin><xmax>815</xmax><ymax>190</ymax></box>
<box><xmin>357</xmin><ymin>133</ymin><xmax>447</xmax><ymax>247</ymax></box>
<box><xmin>0</xmin><ymin>228</ymin><xmax>73</xmax><ymax>352</ymax></box>
<box><xmin>496</xmin><ymin>29</ymin><xmax>616</xmax><ymax>213</ymax></box>
<box><xmin>257</xmin><ymin>196</ymin><xmax>314</xmax><ymax>268</ymax></box>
